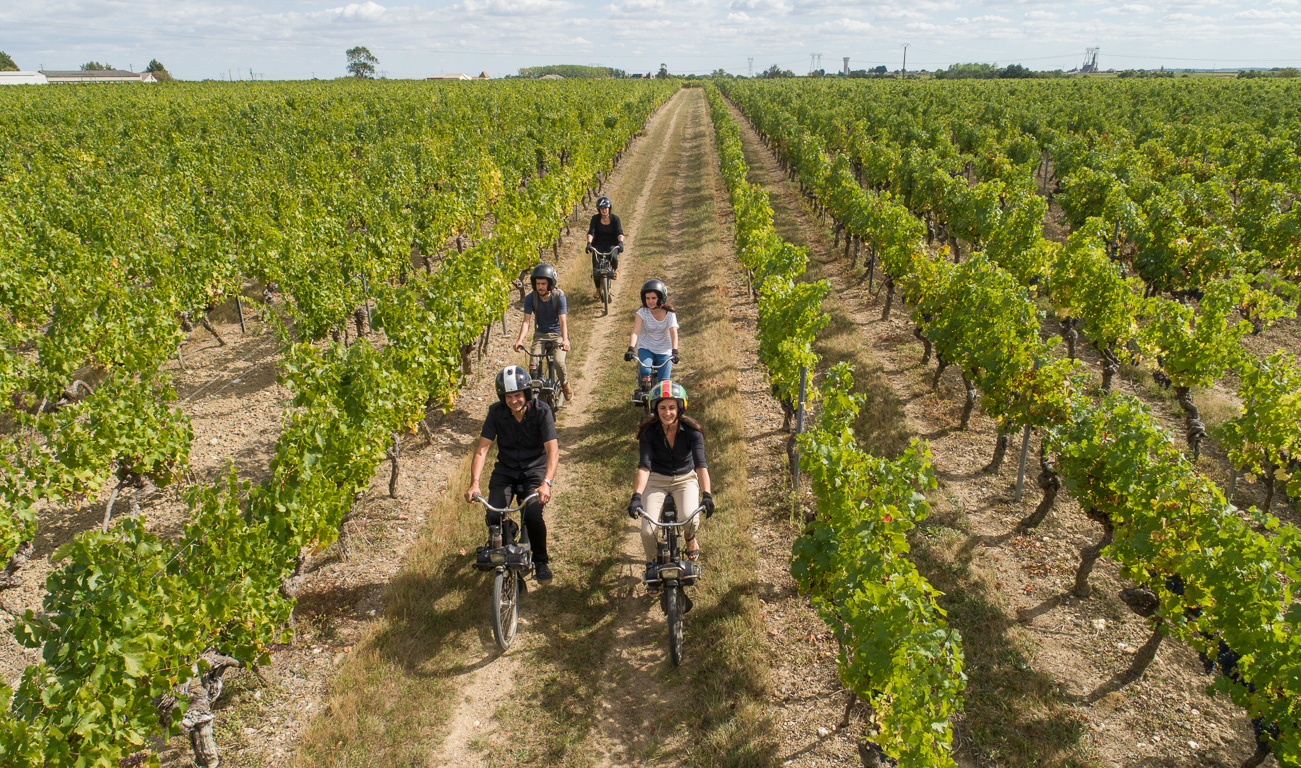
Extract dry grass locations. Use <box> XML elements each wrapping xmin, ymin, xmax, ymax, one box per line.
<box><xmin>293</xmin><ymin>448</ymin><xmax>490</xmax><ymax>766</ymax></box>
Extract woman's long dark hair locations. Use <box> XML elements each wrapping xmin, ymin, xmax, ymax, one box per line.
<box><xmin>637</xmin><ymin>411</ymin><xmax>702</xmax><ymax>441</ymax></box>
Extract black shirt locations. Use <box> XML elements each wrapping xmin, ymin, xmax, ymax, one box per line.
<box><xmin>588</xmin><ymin>213</ymin><xmax>623</xmax><ymax>250</ymax></box>
<box><xmin>638</xmin><ymin>421</ymin><xmax>707</xmax><ymax>476</ymax></box>
<box><xmin>481</xmin><ymin>399</ymin><xmax>558</xmax><ymax>472</ymax></box>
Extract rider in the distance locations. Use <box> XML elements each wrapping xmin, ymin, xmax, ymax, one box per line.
<box><xmin>587</xmin><ymin>196</ymin><xmax>625</xmax><ymax>291</ymax></box>
<box><xmin>466</xmin><ymin>366</ymin><xmax>559</xmax><ymax>584</ymax></box>
<box><xmin>627</xmin><ymin>382</ymin><xmax>714</xmax><ymax>592</ymax></box>
<box><xmin>513</xmin><ymin>263</ymin><xmax>573</xmax><ymax>403</ymax></box>
<box><xmin>624</xmin><ymin>279</ymin><xmax>679</xmax><ymax>399</ymax></box>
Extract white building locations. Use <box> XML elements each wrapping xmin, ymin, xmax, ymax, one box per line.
<box><xmin>427</xmin><ymin>73</ymin><xmax>471</xmax><ymax>81</ymax></box>
<box><xmin>0</xmin><ymin>71</ymin><xmax>49</xmax><ymax>85</ymax></box>
<box><xmin>39</xmin><ymin>69</ymin><xmax>157</xmax><ymax>84</ymax></box>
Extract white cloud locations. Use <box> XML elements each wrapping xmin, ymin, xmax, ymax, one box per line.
<box><xmin>1232</xmin><ymin>7</ymin><xmax>1301</xmax><ymax>18</ymax></box>
<box><xmin>1024</xmin><ymin>10</ymin><xmax>1057</xmax><ymax>19</ymax></box>
<box><xmin>334</xmin><ymin>1</ymin><xmax>386</xmax><ymax>21</ymax></box>
<box><xmin>457</xmin><ymin>0</ymin><xmax>578</xmax><ymax>15</ymax></box>
<box><xmin>730</xmin><ymin>0</ymin><xmax>791</xmax><ymax>12</ymax></box>
<box><xmin>814</xmin><ymin>18</ymin><xmax>874</xmax><ymax>32</ymax></box>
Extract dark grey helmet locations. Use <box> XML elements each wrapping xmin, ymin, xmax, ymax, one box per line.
<box><xmin>530</xmin><ymin>263</ymin><xmax>558</xmax><ymax>291</ymax></box>
<box><xmin>596</xmin><ymin>196</ymin><xmax>612</xmax><ymax>211</ymax></box>
<box><xmin>640</xmin><ymin>278</ymin><xmax>667</xmax><ymax>307</ymax></box>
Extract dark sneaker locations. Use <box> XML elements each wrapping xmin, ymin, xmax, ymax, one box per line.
<box><xmin>534</xmin><ymin>563</ymin><xmax>553</xmax><ymax>584</ymax></box>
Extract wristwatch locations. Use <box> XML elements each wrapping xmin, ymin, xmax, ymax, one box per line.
<box><xmin>543</xmin><ymin>478</ymin><xmax>554</xmax><ymax>486</ymax></box>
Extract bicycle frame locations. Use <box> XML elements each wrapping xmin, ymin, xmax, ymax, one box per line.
<box><xmin>522</xmin><ymin>343</ymin><xmax>563</xmax><ymax>407</ymax></box>
<box><xmin>628</xmin><ymin>356</ymin><xmax>672</xmax><ymax>408</ymax></box>
<box><xmin>637</xmin><ymin>502</ymin><xmax>705</xmax><ymax>587</ymax></box>
<box><xmin>472</xmin><ymin>491</ymin><xmax>540</xmax><ymax>573</ymax></box>
<box><xmin>588</xmin><ymin>245</ymin><xmax>621</xmax><ymax>277</ymax></box>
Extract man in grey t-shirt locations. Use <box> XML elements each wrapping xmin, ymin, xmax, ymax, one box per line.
<box><xmin>513</xmin><ymin>263</ymin><xmax>573</xmax><ymax>402</ymax></box>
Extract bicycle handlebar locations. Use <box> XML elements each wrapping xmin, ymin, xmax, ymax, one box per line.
<box><xmin>587</xmin><ymin>244</ymin><xmax>623</xmax><ymax>255</ymax></box>
<box><xmin>472</xmin><ymin>492</ymin><xmax>541</xmax><ymax>514</ymax></box>
<box><xmin>636</xmin><ymin>505</ymin><xmax>706</xmax><ymax>528</ymax></box>
<box><xmin>628</xmin><ymin>357</ymin><xmax>672</xmax><ymax>370</ymax></box>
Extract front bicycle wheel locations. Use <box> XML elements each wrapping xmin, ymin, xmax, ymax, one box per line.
<box><xmin>601</xmin><ymin>276</ymin><xmax>610</xmax><ymax>315</ymax></box>
<box><xmin>492</xmin><ymin>569</ymin><xmax>520</xmax><ymax>651</ymax></box>
<box><xmin>665</xmin><ymin>584</ymin><xmax>684</xmax><ymax>666</ymax></box>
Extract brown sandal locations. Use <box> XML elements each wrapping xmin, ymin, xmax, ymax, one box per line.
<box><xmin>685</xmin><ymin>537</ymin><xmax>700</xmax><ymax>561</ymax></box>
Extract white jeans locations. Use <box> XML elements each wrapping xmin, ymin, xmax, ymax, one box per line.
<box><xmin>640</xmin><ymin>471</ymin><xmax>701</xmax><ymax>561</ymax></box>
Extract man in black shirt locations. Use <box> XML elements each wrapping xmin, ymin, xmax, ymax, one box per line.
<box><xmin>466</xmin><ymin>366</ymin><xmax>560</xmax><ymax>583</ymax></box>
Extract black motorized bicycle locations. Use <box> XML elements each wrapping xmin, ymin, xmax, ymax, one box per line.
<box><xmin>523</xmin><ymin>343</ymin><xmax>565</xmax><ymax>411</ymax></box>
<box><xmin>634</xmin><ymin>494</ymin><xmax>705</xmax><ymax>666</ymax></box>
<box><xmin>627</xmin><ymin>355</ymin><xmax>673</xmax><ymax>410</ymax></box>
<box><xmin>588</xmin><ymin>244</ymin><xmax>622</xmax><ymax>315</ymax></box>
<box><xmin>471</xmin><ymin>490</ymin><xmax>540</xmax><ymax>651</ymax></box>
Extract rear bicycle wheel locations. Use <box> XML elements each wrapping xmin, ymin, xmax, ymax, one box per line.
<box><xmin>492</xmin><ymin>569</ymin><xmax>520</xmax><ymax>651</ymax></box>
<box><xmin>665</xmin><ymin>584</ymin><xmax>684</xmax><ymax>666</ymax></box>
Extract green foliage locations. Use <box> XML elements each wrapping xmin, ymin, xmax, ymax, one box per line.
<box><xmin>723</xmin><ymin>75</ymin><xmax>1301</xmax><ymax>762</ymax></box>
<box><xmin>793</xmin><ymin>364</ymin><xmax>964</xmax><ymax>767</ymax></box>
<box><xmin>0</xmin><ymin>77</ymin><xmax>679</xmax><ymax>765</ymax></box>
<box><xmin>0</xmin><ymin>51</ymin><xmax>17</xmax><ymax>71</ymax></box>
<box><xmin>707</xmin><ymin>81</ymin><xmax>964</xmax><ymax>766</ymax></box>
<box><xmin>1222</xmin><ymin>351</ymin><xmax>1301</xmax><ymax>499</ymax></box>
<box><xmin>80</xmin><ymin>61</ymin><xmax>112</xmax><ymax>71</ymax></box>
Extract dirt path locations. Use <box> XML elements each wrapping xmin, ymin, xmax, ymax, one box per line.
<box><xmin>584</xmin><ymin>83</ymin><xmax>702</xmax><ymax>768</ymax></box>
<box><xmin>430</xmin><ymin>87</ymin><xmax>691</xmax><ymax>768</ymax></box>
<box><xmin>725</xmin><ymin>97</ymin><xmax>1266</xmax><ymax>768</ymax></box>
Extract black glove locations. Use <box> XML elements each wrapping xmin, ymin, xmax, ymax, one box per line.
<box><xmin>627</xmin><ymin>493</ymin><xmax>643</xmax><ymax>519</ymax></box>
<box><xmin>671</xmin><ymin>348</ymin><xmax>680</xmax><ymax>364</ymax></box>
<box><xmin>701</xmin><ymin>492</ymin><xmax>714</xmax><ymax>519</ymax></box>
<box><xmin>616</xmin><ymin>244</ymin><xmax>624</xmax><ymax>253</ymax></box>
<box><xmin>624</xmin><ymin>346</ymin><xmax>636</xmax><ymax>362</ymax></box>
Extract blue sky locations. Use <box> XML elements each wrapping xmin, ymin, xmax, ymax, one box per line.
<box><xmin>3</xmin><ymin>0</ymin><xmax>1300</xmax><ymax>80</ymax></box>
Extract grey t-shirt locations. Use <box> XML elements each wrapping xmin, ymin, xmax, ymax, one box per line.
<box><xmin>525</xmin><ymin>290</ymin><xmax>567</xmax><ymax>335</ymax></box>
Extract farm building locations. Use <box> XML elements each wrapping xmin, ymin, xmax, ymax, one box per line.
<box><xmin>0</xmin><ymin>71</ymin><xmax>50</xmax><ymax>85</ymax></box>
<box><xmin>39</xmin><ymin>69</ymin><xmax>157</xmax><ymax>84</ymax></box>
<box><xmin>427</xmin><ymin>73</ymin><xmax>472</xmax><ymax>80</ymax></box>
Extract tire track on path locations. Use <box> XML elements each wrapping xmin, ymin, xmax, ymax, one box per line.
<box><xmin>431</xmin><ymin>89</ymin><xmax>689</xmax><ymax>768</ymax></box>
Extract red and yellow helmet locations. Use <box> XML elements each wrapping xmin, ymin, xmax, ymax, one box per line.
<box><xmin>648</xmin><ymin>380</ymin><xmax>688</xmax><ymax>414</ymax></box>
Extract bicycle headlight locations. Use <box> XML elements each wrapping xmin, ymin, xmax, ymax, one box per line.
<box><xmin>659</xmin><ymin>567</ymin><xmax>681</xmax><ymax>580</ymax></box>
<box><xmin>489</xmin><ymin>552</ymin><xmax>507</xmax><ymax>564</ymax></box>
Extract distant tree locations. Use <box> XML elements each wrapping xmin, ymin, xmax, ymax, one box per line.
<box><xmin>144</xmin><ymin>59</ymin><xmax>174</xmax><ymax>82</ymax></box>
<box><xmin>346</xmin><ymin>46</ymin><xmax>378</xmax><ymax>79</ymax></box>
<box><xmin>1278</xmin><ymin>67</ymin><xmax>1300</xmax><ymax>78</ymax></box>
<box><xmin>710</xmin><ymin>68</ymin><xmax>732</xmax><ymax>78</ymax></box>
<box><xmin>81</xmin><ymin>61</ymin><xmax>114</xmax><ymax>71</ymax></box>
<box><xmin>657</xmin><ymin>63</ymin><xmax>670</xmax><ymax>79</ymax></box>
<box><xmin>934</xmin><ymin>62</ymin><xmax>998</xmax><ymax>80</ymax></box>
<box><xmin>872</xmin><ymin>65</ymin><xmax>888</xmax><ymax>75</ymax></box>
<box><xmin>760</xmin><ymin>64</ymin><xmax>795</xmax><ymax>79</ymax></box>
<box><xmin>518</xmin><ymin>65</ymin><xmax>622</xmax><ymax>79</ymax></box>
<box><xmin>998</xmin><ymin>63</ymin><xmax>1034</xmax><ymax>79</ymax></box>
<box><xmin>0</xmin><ymin>50</ymin><xmax>17</xmax><ymax>71</ymax></box>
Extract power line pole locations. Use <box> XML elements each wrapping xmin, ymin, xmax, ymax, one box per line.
<box><xmin>901</xmin><ymin>44</ymin><xmax>909</xmax><ymax>77</ymax></box>
<box><xmin>748</xmin><ymin>57</ymin><xmax>754</xmax><ymax>77</ymax></box>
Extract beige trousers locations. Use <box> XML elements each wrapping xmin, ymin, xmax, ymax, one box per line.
<box><xmin>641</xmin><ymin>471</ymin><xmax>701</xmax><ymax>561</ymax></box>
<box><xmin>531</xmin><ymin>332</ymin><xmax>567</xmax><ymax>383</ymax></box>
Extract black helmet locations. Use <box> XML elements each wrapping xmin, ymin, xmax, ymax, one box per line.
<box><xmin>640</xmin><ymin>279</ymin><xmax>667</xmax><ymax>308</ymax></box>
<box><xmin>530</xmin><ymin>263</ymin><xmax>558</xmax><ymax>292</ymax></box>
<box><xmin>495</xmin><ymin>365</ymin><xmax>532</xmax><ymax>402</ymax></box>
<box><xmin>596</xmin><ymin>196</ymin><xmax>612</xmax><ymax>211</ymax></box>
